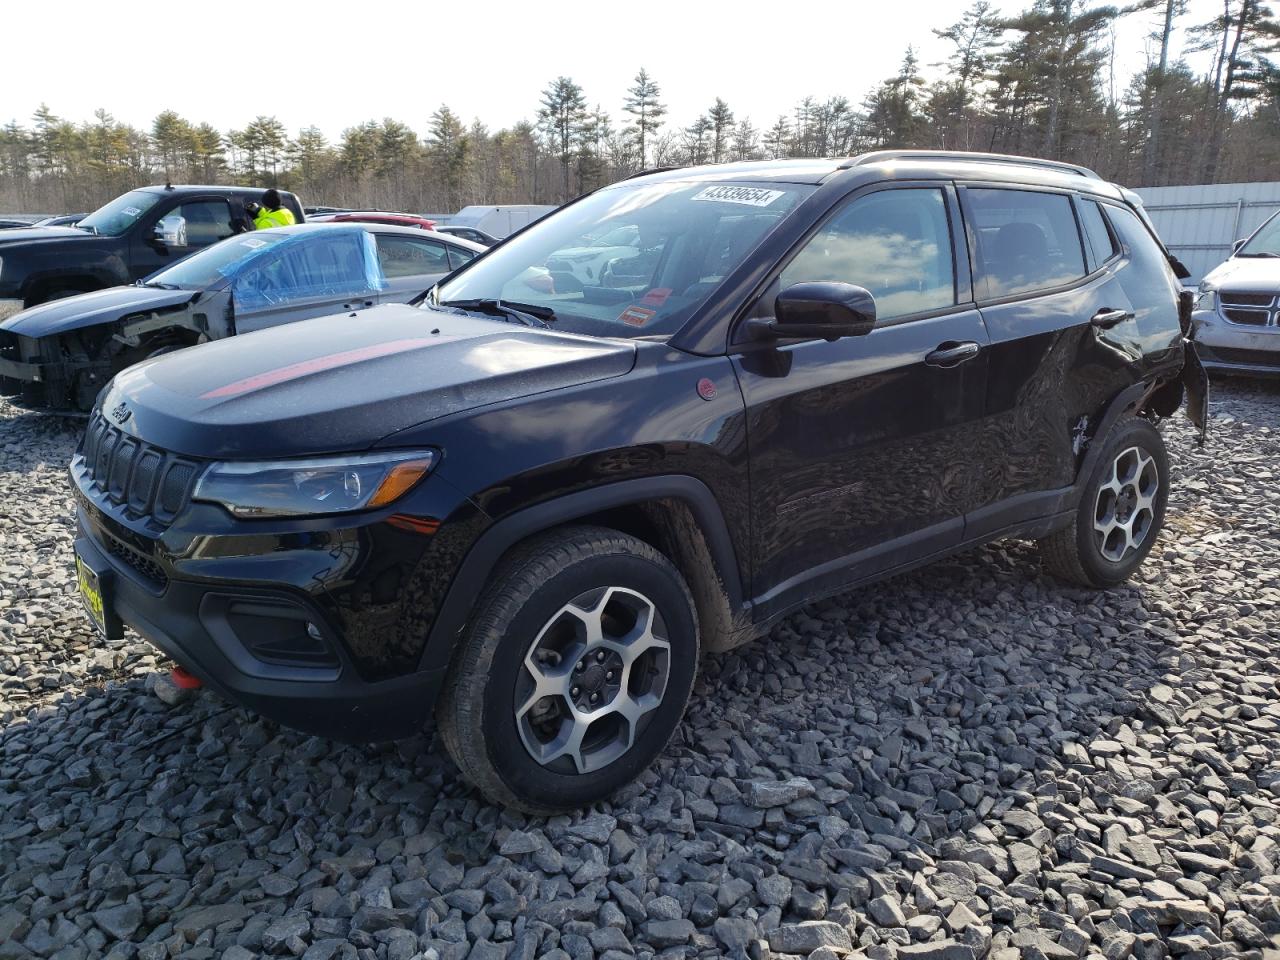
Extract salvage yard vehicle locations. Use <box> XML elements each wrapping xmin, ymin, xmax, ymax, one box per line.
<box><xmin>308</xmin><ymin>211</ymin><xmax>438</xmax><ymax>230</ymax></box>
<box><xmin>0</xmin><ymin>185</ymin><xmax>306</xmax><ymax>323</ymax></box>
<box><xmin>1</xmin><ymin>224</ymin><xmax>483</xmax><ymax>410</ymax></box>
<box><xmin>70</xmin><ymin>151</ymin><xmax>1206</xmax><ymax>812</ymax></box>
<box><xmin>1192</xmin><ymin>208</ymin><xmax>1280</xmax><ymax>377</ymax></box>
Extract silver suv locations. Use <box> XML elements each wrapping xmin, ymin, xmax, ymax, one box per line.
<box><xmin>1193</xmin><ymin>210</ymin><xmax>1280</xmax><ymax>376</ymax></box>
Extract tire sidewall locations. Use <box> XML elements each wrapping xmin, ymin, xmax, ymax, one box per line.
<box><xmin>479</xmin><ymin>550</ymin><xmax>697</xmax><ymax>807</ymax></box>
<box><xmin>1075</xmin><ymin>417</ymin><xmax>1169</xmax><ymax>586</ymax></box>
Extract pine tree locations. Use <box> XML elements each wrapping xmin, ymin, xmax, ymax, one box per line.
<box><xmin>622</xmin><ymin>68</ymin><xmax>667</xmax><ymax>168</ymax></box>
<box><xmin>707</xmin><ymin>98</ymin><xmax>735</xmax><ymax>163</ymax></box>
<box><xmin>538</xmin><ymin>76</ymin><xmax>587</xmax><ymax>202</ymax></box>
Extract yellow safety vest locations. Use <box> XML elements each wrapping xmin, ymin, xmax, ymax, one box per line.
<box><xmin>254</xmin><ymin>207</ymin><xmax>296</xmax><ymax>230</ymax></box>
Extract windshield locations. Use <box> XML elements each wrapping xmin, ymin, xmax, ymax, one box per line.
<box><xmin>78</xmin><ymin>190</ymin><xmax>162</xmax><ymax>237</ymax></box>
<box><xmin>433</xmin><ymin>180</ymin><xmax>814</xmax><ymax>338</ymax></box>
<box><xmin>147</xmin><ymin>232</ymin><xmax>289</xmax><ymax>289</ymax></box>
<box><xmin>1239</xmin><ymin>212</ymin><xmax>1280</xmax><ymax>257</ymax></box>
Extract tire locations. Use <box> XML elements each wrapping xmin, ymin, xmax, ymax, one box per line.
<box><xmin>1039</xmin><ymin>415</ymin><xmax>1169</xmax><ymax>588</ymax></box>
<box><xmin>437</xmin><ymin>525</ymin><xmax>699</xmax><ymax>813</ymax></box>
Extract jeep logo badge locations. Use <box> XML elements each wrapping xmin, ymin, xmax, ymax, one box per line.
<box><xmin>109</xmin><ymin>402</ymin><xmax>131</xmax><ymax>425</ymax></box>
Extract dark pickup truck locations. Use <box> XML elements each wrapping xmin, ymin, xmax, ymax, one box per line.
<box><xmin>0</xmin><ymin>184</ymin><xmax>304</xmax><ymax>320</ymax></box>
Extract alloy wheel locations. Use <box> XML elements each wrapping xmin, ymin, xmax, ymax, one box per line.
<box><xmin>515</xmin><ymin>586</ymin><xmax>671</xmax><ymax>774</ymax></box>
<box><xmin>1093</xmin><ymin>445</ymin><xmax>1159</xmax><ymax>563</ymax></box>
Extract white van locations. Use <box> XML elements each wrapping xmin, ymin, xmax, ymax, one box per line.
<box><xmin>446</xmin><ymin>205</ymin><xmax>556</xmax><ymax>239</ymax></box>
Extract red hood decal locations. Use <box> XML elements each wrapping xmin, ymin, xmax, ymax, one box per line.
<box><xmin>199</xmin><ymin>337</ymin><xmax>452</xmax><ymax>400</ymax></box>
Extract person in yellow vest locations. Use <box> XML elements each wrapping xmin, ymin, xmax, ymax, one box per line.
<box><xmin>248</xmin><ymin>189</ymin><xmax>296</xmax><ymax>230</ymax></box>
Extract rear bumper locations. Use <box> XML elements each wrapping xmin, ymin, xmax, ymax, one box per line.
<box><xmin>73</xmin><ymin>493</ymin><xmax>448</xmax><ymax>743</ymax></box>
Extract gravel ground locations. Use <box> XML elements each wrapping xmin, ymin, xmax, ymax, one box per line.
<box><xmin>3</xmin><ymin>382</ymin><xmax>1280</xmax><ymax>960</ymax></box>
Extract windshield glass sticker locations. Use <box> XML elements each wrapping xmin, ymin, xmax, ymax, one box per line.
<box><xmin>640</xmin><ymin>288</ymin><xmax>672</xmax><ymax>307</ymax></box>
<box><xmin>692</xmin><ymin>186</ymin><xmax>785</xmax><ymax>207</ymax></box>
<box><xmin>241</xmin><ymin>238</ymin><xmax>268</xmax><ymax>249</ymax></box>
<box><xmin>618</xmin><ymin>305</ymin><xmax>656</xmax><ymax>327</ymax></box>
<box><xmin>122</xmin><ymin>206</ymin><xmax>142</xmax><ymax>217</ymax></box>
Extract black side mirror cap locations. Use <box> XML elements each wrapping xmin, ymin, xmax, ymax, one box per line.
<box><xmin>1231</xmin><ymin>239</ymin><xmax>1247</xmax><ymax>255</ymax></box>
<box><xmin>1169</xmin><ymin>254</ymin><xmax>1191</xmax><ymax>279</ymax></box>
<box><xmin>747</xmin><ymin>281</ymin><xmax>877</xmax><ymax>343</ymax></box>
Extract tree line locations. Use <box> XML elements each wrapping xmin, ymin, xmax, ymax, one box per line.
<box><xmin>2</xmin><ymin>0</ymin><xmax>1277</xmax><ymax>216</ymax></box>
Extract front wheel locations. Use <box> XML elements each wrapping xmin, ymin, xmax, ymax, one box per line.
<box><xmin>437</xmin><ymin>525</ymin><xmax>699</xmax><ymax>813</ymax></box>
<box><xmin>1039</xmin><ymin>415</ymin><xmax>1169</xmax><ymax>588</ymax></box>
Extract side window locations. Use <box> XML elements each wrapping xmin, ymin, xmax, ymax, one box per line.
<box><xmin>376</xmin><ymin>235</ymin><xmax>451</xmax><ymax>278</ymax></box>
<box><xmin>967</xmin><ymin>188</ymin><xmax>1086</xmax><ymax>298</ymax></box>
<box><xmin>234</xmin><ymin>234</ymin><xmax>372</xmax><ymax>308</ymax></box>
<box><xmin>779</xmin><ymin>188</ymin><xmax>955</xmax><ymax>322</ymax></box>
<box><xmin>1103</xmin><ymin>204</ymin><xmax>1180</xmax><ymax>326</ymax></box>
<box><xmin>1077</xmin><ymin>198</ymin><xmax>1119</xmax><ymax>269</ymax></box>
<box><xmin>174</xmin><ymin>199</ymin><xmax>235</xmax><ymax>246</ymax></box>
<box><xmin>448</xmin><ymin>246</ymin><xmax>477</xmax><ymax>270</ymax></box>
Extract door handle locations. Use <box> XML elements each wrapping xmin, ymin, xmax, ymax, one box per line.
<box><xmin>925</xmin><ymin>341</ymin><xmax>981</xmax><ymax>367</ymax></box>
<box><xmin>1091</xmin><ymin>308</ymin><xmax>1134</xmax><ymax>329</ymax></box>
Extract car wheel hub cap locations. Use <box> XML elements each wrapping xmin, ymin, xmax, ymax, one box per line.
<box><xmin>1093</xmin><ymin>445</ymin><xmax>1159</xmax><ymax>563</ymax></box>
<box><xmin>516</xmin><ymin>586</ymin><xmax>670</xmax><ymax>774</ymax></box>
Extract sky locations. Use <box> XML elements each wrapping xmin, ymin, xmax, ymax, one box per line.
<box><xmin>6</xmin><ymin>0</ymin><xmax>1227</xmax><ymax>140</ymax></box>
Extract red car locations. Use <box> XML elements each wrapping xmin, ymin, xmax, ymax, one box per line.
<box><xmin>309</xmin><ymin>211</ymin><xmax>437</xmax><ymax>230</ymax></box>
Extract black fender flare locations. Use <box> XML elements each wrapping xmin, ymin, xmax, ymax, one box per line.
<box><xmin>417</xmin><ymin>475</ymin><xmax>747</xmax><ymax>671</ymax></box>
<box><xmin>1072</xmin><ymin>380</ymin><xmax>1151</xmax><ymax>498</ymax></box>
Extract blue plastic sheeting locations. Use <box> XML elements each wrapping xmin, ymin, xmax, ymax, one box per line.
<box><xmin>224</xmin><ymin>226</ymin><xmax>387</xmax><ymax>310</ymax></box>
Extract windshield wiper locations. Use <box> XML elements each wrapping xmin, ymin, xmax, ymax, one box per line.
<box><xmin>440</xmin><ymin>298</ymin><xmax>556</xmax><ymax>328</ymax></box>
<box><xmin>139</xmin><ymin>280</ymin><xmax>180</xmax><ymax>290</ymax></box>
<box><xmin>1238</xmin><ymin>251</ymin><xmax>1280</xmax><ymax>258</ymax></box>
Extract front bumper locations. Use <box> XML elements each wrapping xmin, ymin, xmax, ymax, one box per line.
<box><xmin>71</xmin><ymin>458</ymin><xmax>455</xmax><ymax>742</ymax></box>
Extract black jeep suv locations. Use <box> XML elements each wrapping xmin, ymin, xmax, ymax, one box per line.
<box><xmin>70</xmin><ymin>152</ymin><xmax>1206</xmax><ymax>812</ymax></box>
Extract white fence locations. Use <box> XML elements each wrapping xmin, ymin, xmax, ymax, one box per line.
<box><xmin>1133</xmin><ymin>181</ymin><xmax>1280</xmax><ymax>285</ymax></box>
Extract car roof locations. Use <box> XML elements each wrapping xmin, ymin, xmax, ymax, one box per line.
<box><xmin>621</xmin><ymin>151</ymin><xmax>1126</xmax><ymax>199</ymax></box>
<box><xmin>252</xmin><ymin>221</ymin><xmax>485</xmax><ymax>250</ymax></box>
<box><xmin>136</xmin><ymin>184</ymin><xmax>298</xmax><ymax>197</ymax></box>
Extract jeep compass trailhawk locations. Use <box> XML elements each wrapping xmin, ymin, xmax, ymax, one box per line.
<box><xmin>70</xmin><ymin>152</ymin><xmax>1207</xmax><ymax>812</ymax></box>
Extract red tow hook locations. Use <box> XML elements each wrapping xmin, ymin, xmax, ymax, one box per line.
<box><xmin>171</xmin><ymin>666</ymin><xmax>203</xmax><ymax>689</ymax></box>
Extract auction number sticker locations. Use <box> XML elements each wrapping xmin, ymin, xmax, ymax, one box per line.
<box><xmin>241</xmin><ymin>238</ymin><xmax>268</xmax><ymax>249</ymax></box>
<box><xmin>122</xmin><ymin>206</ymin><xmax>142</xmax><ymax>216</ymax></box>
<box><xmin>692</xmin><ymin>185</ymin><xmax>785</xmax><ymax>207</ymax></box>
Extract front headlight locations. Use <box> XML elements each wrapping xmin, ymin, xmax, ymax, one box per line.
<box><xmin>1194</xmin><ymin>285</ymin><xmax>1217</xmax><ymax>312</ymax></box>
<box><xmin>193</xmin><ymin>450</ymin><xmax>437</xmax><ymax>518</ymax></box>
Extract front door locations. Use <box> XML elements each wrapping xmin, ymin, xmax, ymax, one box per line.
<box><xmin>130</xmin><ymin>197</ymin><xmax>237</xmax><ymax>280</ymax></box>
<box><xmin>734</xmin><ymin>184</ymin><xmax>991</xmax><ymax>618</ymax></box>
<box><xmin>232</xmin><ymin>230</ymin><xmax>378</xmax><ymax>334</ymax></box>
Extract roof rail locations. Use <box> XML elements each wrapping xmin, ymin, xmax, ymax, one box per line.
<box><xmin>841</xmin><ymin>150</ymin><xmax>1102</xmax><ymax>181</ymax></box>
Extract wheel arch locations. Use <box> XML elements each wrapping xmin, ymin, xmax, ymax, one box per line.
<box><xmin>419</xmin><ymin>476</ymin><xmax>753</xmax><ymax>672</ymax></box>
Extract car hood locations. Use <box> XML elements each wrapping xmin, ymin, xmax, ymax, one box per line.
<box><xmin>101</xmin><ymin>303</ymin><xmax>637</xmax><ymax>458</ymax></box>
<box><xmin>0</xmin><ymin>226</ymin><xmax>95</xmax><ymax>246</ymax></box>
<box><xmin>1203</xmin><ymin>257</ymin><xmax>1280</xmax><ymax>291</ymax></box>
<box><xmin>1</xmin><ymin>286</ymin><xmax>197</xmax><ymax>337</ymax></box>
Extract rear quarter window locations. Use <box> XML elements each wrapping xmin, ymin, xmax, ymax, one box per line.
<box><xmin>967</xmin><ymin>188</ymin><xmax>1087</xmax><ymax>299</ymax></box>
<box><xmin>1077</xmin><ymin>198</ymin><xmax>1119</xmax><ymax>269</ymax></box>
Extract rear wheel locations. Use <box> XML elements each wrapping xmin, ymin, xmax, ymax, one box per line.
<box><xmin>1039</xmin><ymin>415</ymin><xmax>1168</xmax><ymax>588</ymax></box>
<box><xmin>437</xmin><ymin>525</ymin><xmax>699</xmax><ymax>813</ymax></box>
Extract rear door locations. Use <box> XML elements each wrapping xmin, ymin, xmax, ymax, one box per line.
<box><xmin>232</xmin><ymin>231</ymin><xmax>379</xmax><ymax>334</ymax></box>
<box><xmin>960</xmin><ymin>185</ymin><xmax>1140</xmax><ymax>538</ymax></box>
<box><xmin>734</xmin><ymin>183</ymin><xmax>992</xmax><ymax>618</ymax></box>
<box><xmin>372</xmin><ymin>233</ymin><xmax>454</xmax><ymax>301</ymax></box>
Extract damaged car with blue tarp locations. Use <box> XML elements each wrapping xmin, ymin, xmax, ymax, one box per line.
<box><xmin>0</xmin><ymin>223</ymin><xmax>483</xmax><ymax>411</ymax></box>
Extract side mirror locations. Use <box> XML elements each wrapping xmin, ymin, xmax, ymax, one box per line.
<box><xmin>1233</xmin><ymin>238</ymin><xmax>1247</xmax><ymax>254</ymax></box>
<box><xmin>154</xmin><ymin>215</ymin><xmax>187</xmax><ymax>249</ymax></box>
<box><xmin>747</xmin><ymin>281</ymin><xmax>877</xmax><ymax>342</ymax></box>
